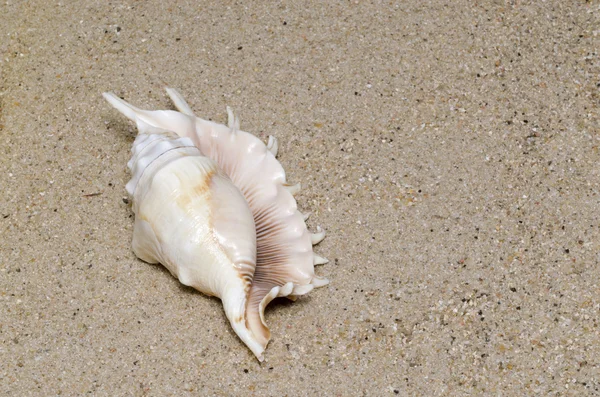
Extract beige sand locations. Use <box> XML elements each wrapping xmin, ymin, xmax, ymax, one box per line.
<box><xmin>1</xmin><ymin>1</ymin><xmax>599</xmax><ymax>395</ymax></box>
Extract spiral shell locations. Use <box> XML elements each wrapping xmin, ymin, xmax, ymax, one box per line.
<box><xmin>104</xmin><ymin>90</ymin><xmax>328</xmax><ymax>361</ymax></box>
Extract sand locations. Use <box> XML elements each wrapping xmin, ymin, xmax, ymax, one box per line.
<box><xmin>1</xmin><ymin>1</ymin><xmax>599</xmax><ymax>395</ymax></box>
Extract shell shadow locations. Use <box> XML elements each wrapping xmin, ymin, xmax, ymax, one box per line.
<box><xmin>107</xmin><ymin>117</ymin><xmax>137</xmax><ymax>142</ymax></box>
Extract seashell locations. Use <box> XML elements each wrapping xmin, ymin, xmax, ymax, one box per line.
<box><xmin>103</xmin><ymin>91</ymin><xmax>328</xmax><ymax>361</ymax></box>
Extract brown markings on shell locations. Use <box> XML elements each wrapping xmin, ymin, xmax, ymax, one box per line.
<box><xmin>235</xmin><ymin>260</ymin><xmax>254</xmax><ymax>293</ymax></box>
<box><xmin>174</xmin><ymin>168</ymin><xmax>216</xmax><ymax>209</ymax></box>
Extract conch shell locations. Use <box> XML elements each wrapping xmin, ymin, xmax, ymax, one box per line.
<box><xmin>103</xmin><ymin>91</ymin><xmax>328</xmax><ymax>361</ymax></box>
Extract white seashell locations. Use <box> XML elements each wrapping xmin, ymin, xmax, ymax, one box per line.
<box><xmin>104</xmin><ymin>91</ymin><xmax>329</xmax><ymax>360</ymax></box>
